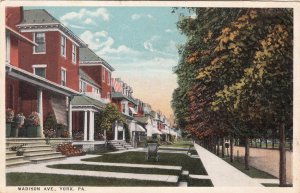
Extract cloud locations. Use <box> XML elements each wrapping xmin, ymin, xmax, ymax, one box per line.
<box><xmin>60</xmin><ymin>8</ymin><xmax>109</xmax><ymax>26</ymax></box>
<box><xmin>143</xmin><ymin>41</ymin><xmax>154</xmax><ymax>52</ymax></box>
<box><xmin>131</xmin><ymin>13</ymin><xmax>153</xmax><ymax>20</ymax></box>
<box><xmin>79</xmin><ymin>30</ymin><xmax>140</xmax><ymax>59</ymax></box>
<box><xmin>165</xmin><ymin>29</ymin><xmax>173</xmax><ymax>33</ymax></box>
<box><xmin>69</xmin><ymin>24</ymin><xmax>86</xmax><ymax>29</ymax></box>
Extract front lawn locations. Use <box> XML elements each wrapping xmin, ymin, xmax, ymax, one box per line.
<box><xmin>6</xmin><ymin>173</ymin><xmax>176</xmax><ymax>186</ymax></box>
<box><xmin>47</xmin><ymin>164</ymin><xmax>181</xmax><ymax>175</ymax></box>
<box><xmin>82</xmin><ymin>152</ymin><xmax>207</xmax><ymax>175</ymax></box>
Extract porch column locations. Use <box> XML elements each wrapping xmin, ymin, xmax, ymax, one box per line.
<box><xmin>89</xmin><ymin>111</ymin><xmax>94</xmax><ymax>141</ymax></box>
<box><xmin>122</xmin><ymin>127</ymin><xmax>125</xmax><ymax>141</ymax></box>
<box><xmin>68</xmin><ymin>97</ymin><xmax>72</xmax><ymax>138</ymax></box>
<box><xmin>84</xmin><ymin>111</ymin><xmax>88</xmax><ymax>141</ymax></box>
<box><xmin>37</xmin><ymin>89</ymin><xmax>44</xmax><ymax>138</ymax></box>
<box><xmin>114</xmin><ymin>121</ymin><xmax>118</xmax><ymax>140</ymax></box>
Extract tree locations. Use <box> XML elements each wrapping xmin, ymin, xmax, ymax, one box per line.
<box><xmin>172</xmin><ymin>8</ymin><xmax>292</xmax><ymax>186</ymax></box>
<box><xmin>95</xmin><ymin>103</ymin><xmax>125</xmax><ymax>138</ymax></box>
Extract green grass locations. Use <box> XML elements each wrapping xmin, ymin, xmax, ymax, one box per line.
<box><xmin>87</xmin><ymin>149</ymin><xmax>117</xmax><ymax>155</ymax></box>
<box><xmin>221</xmin><ymin>156</ymin><xmax>277</xmax><ymax>179</ymax></box>
<box><xmin>160</xmin><ymin>140</ymin><xmax>193</xmax><ymax>148</ymax></box>
<box><xmin>6</xmin><ymin>173</ymin><xmax>176</xmax><ymax>186</ymax></box>
<box><xmin>189</xmin><ymin>178</ymin><xmax>213</xmax><ymax>187</ymax></box>
<box><xmin>82</xmin><ymin>152</ymin><xmax>207</xmax><ymax>175</ymax></box>
<box><xmin>47</xmin><ymin>164</ymin><xmax>181</xmax><ymax>175</ymax></box>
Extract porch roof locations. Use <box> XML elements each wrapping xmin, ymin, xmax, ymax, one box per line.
<box><xmin>134</xmin><ymin>116</ymin><xmax>148</xmax><ymax>125</ymax></box>
<box><xmin>111</xmin><ymin>92</ymin><xmax>139</xmax><ymax>105</ymax></box>
<box><xmin>71</xmin><ymin>95</ymin><xmax>105</xmax><ymax>110</ymax></box>
<box><xmin>6</xmin><ymin>64</ymin><xmax>79</xmax><ymax>97</ymax></box>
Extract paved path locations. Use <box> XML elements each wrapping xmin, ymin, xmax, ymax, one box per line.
<box><xmin>194</xmin><ymin>143</ymin><xmax>264</xmax><ymax>187</ymax></box>
<box><xmin>6</xmin><ymin>154</ymin><xmax>178</xmax><ymax>183</ymax></box>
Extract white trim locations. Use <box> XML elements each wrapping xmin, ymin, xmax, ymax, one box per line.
<box><xmin>32</xmin><ymin>64</ymin><xmax>47</xmax><ymax>68</ymax></box>
<box><xmin>72</xmin><ymin>44</ymin><xmax>77</xmax><ymax>64</ymax></box>
<box><xmin>17</xmin><ymin>23</ymin><xmax>60</xmax><ymax>27</ymax></box>
<box><xmin>6</xmin><ymin>32</ymin><xmax>10</xmax><ymax>63</ymax></box>
<box><xmin>61</xmin><ymin>67</ymin><xmax>67</xmax><ymax>86</ymax></box>
<box><xmin>32</xmin><ymin>64</ymin><xmax>47</xmax><ymax>77</ymax></box>
<box><xmin>20</xmin><ymin>28</ymin><xmax>81</xmax><ymax>47</ymax></box>
<box><xmin>33</xmin><ymin>32</ymin><xmax>46</xmax><ymax>54</ymax></box>
<box><xmin>60</xmin><ymin>35</ymin><xmax>66</xmax><ymax>57</ymax></box>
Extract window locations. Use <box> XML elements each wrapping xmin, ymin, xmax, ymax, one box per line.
<box><xmin>33</xmin><ymin>32</ymin><xmax>45</xmax><ymax>53</ymax></box>
<box><xmin>79</xmin><ymin>80</ymin><xmax>86</xmax><ymax>93</ymax></box>
<box><xmin>102</xmin><ymin>69</ymin><xmax>105</xmax><ymax>82</ymax></box>
<box><xmin>60</xmin><ymin>35</ymin><xmax>66</xmax><ymax>57</ymax></box>
<box><xmin>61</xmin><ymin>68</ymin><xmax>66</xmax><ymax>86</ymax></box>
<box><xmin>108</xmin><ymin>72</ymin><xmax>111</xmax><ymax>85</ymax></box>
<box><xmin>72</xmin><ymin>44</ymin><xmax>76</xmax><ymax>64</ymax></box>
<box><xmin>122</xmin><ymin>103</ymin><xmax>126</xmax><ymax>113</ymax></box>
<box><xmin>33</xmin><ymin>65</ymin><xmax>46</xmax><ymax>78</ymax></box>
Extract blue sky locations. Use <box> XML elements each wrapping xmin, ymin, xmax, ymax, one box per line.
<box><xmin>25</xmin><ymin>6</ymin><xmax>190</xmax><ymax>117</ymax></box>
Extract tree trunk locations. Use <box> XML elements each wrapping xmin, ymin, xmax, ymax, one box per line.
<box><xmin>217</xmin><ymin>137</ymin><xmax>220</xmax><ymax>156</ymax></box>
<box><xmin>272</xmin><ymin>138</ymin><xmax>275</xmax><ymax>149</ymax></box>
<box><xmin>230</xmin><ymin>136</ymin><xmax>233</xmax><ymax>162</ymax></box>
<box><xmin>245</xmin><ymin>136</ymin><xmax>250</xmax><ymax>170</ymax></box>
<box><xmin>259</xmin><ymin>138</ymin><xmax>262</xmax><ymax>148</ymax></box>
<box><xmin>265</xmin><ymin>138</ymin><xmax>268</xmax><ymax>149</ymax></box>
<box><xmin>279</xmin><ymin>123</ymin><xmax>287</xmax><ymax>186</ymax></box>
<box><xmin>221</xmin><ymin>137</ymin><xmax>225</xmax><ymax>158</ymax></box>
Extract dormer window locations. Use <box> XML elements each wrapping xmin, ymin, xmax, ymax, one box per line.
<box><xmin>60</xmin><ymin>35</ymin><xmax>66</xmax><ymax>57</ymax></box>
<box><xmin>33</xmin><ymin>32</ymin><xmax>45</xmax><ymax>54</ymax></box>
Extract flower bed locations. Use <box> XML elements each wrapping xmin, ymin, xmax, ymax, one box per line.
<box><xmin>56</xmin><ymin>143</ymin><xmax>85</xmax><ymax>157</ymax></box>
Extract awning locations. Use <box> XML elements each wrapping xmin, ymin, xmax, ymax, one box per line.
<box><xmin>152</xmin><ymin>127</ymin><xmax>162</xmax><ymax>135</ymax></box>
<box><xmin>135</xmin><ymin>124</ymin><xmax>146</xmax><ymax>132</ymax></box>
<box><xmin>161</xmin><ymin>129</ymin><xmax>169</xmax><ymax>134</ymax></box>
<box><xmin>129</xmin><ymin>107</ymin><xmax>137</xmax><ymax>115</ymax></box>
<box><xmin>50</xmin><ymin>96</ymin><xmax>67</xmax><ymax>126</ymax></box>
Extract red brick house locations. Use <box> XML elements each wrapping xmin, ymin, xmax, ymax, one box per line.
<box><xmin>5</xmin><ymin>7</ymin><xmax>86</xmax><ymax>138</ymax></box>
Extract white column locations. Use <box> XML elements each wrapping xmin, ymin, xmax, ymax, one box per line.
<box><xmin>114</xmin><ymin>121</ymin><xmax>118</xmax><ymax>140</ymax></box>
<box><xmin>122</xmin><ymin>126</ymin><xmax>125</xmax><ymax>141</ymax></box>
<box><xmin>84</xmin><ymin>111</ymin><xmax>88</xmax><ymax>141</ymax></box>
<box><xmin>89</xmin><ymin>111</ymin><xmax>94</xmax><ymax>141</ymax></box>
<box><xmin>37</xmin><ymin>89</ymin><xmax>44</xmax><ymax>138</ymax></box>
<box><xmin>68</xmin><ymin>97</ymin><xmax>72</xmax><ymax>138</ymax></box>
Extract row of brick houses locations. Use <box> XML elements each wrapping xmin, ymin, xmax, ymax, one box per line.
<box><xmin>5</xmin><ymin>7</ymin><xmax>178</xmax><ymax>150</ymax></box>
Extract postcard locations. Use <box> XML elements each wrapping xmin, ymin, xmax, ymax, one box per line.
<box><xmin>0</xmin><ymin>1</ymin><xmax>299</xmax><ymax>193</ymax></box>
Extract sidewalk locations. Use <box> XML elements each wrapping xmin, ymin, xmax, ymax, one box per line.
<box><xmin>194</xmin><ymin>143</ymin><xmax>263</xmax><ymax>187</ymax></box>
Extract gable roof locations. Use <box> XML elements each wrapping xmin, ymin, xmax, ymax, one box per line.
<box><xmin>71</xmin><ymin>95</ymin><xmax>105</xmax><ymax>109</ymax></box>
<box><xmin>17</xmin><ymin>9</ymin><xmax>87</xmax><ymax>47</ymax></box>
<box><xmin>111</xmin><ymin>92</ymin><xmax>139</xmax><ymax>106</ymax></box>
<box><xmin>79</xmin><ymin>47</ymin><xmax>115</xmax><ymax>71</ymax></box>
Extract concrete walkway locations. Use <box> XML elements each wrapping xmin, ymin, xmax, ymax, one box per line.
<box><xmin>194</xmin><ymin>143</ymin><xmax>264</xmax><ymax>187</ymax></box>
<box><xmin>6</xmin><ymin>154</ymin><xmax>179</xmax><ymax>183</ymax></box>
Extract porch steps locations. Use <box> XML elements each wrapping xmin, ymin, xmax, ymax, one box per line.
<box><xmin>6</xmin><ymin>139</ymin><xmax>66</xmax><ymax>167</ymax></box>
<box><xmin>6</xmin><ymin>151</ymin><xmax>31</xmax><ymax>167</ymax></box>
<box><xmin>108</xmin><ymin>140</ymin><xmax>135</xmax><ymax>151</ymax></box>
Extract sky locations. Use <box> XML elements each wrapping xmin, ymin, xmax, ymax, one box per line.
<box><xmin>26</xmin><ymin>6</ymin><xmax>188</xmax><ymax>117</ymax></box>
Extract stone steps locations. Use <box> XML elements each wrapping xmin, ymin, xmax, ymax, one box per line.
<box><xmin>30</xmin><ymin>155</ymin><xmax>66</xmax><ymax>164</ymax></box>
<box><xmin>6</xmin><ymin>138</ymin><xmax>67</xmax><ymax>167</ymax></box>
